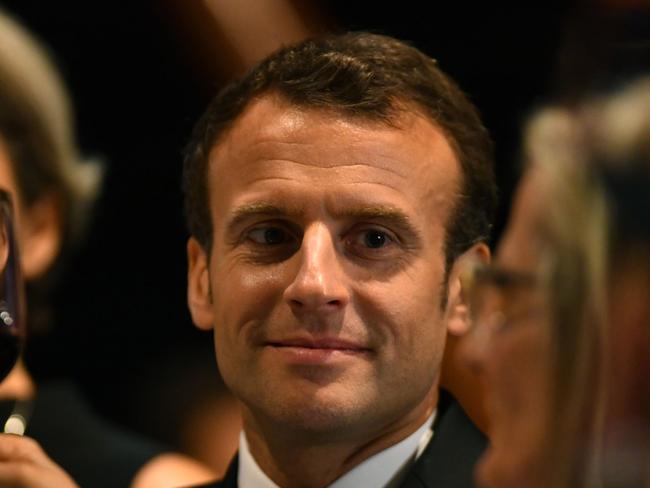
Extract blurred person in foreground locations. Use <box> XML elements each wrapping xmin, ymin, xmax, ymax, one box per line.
<box><xmin>183</xmin><ymin>31</ymin><xmax>496</xmax><ymax>487</ymax></box>
<box><xmin>461</xmin><ymin>75</ymin><xmax>650</xmax><ymax>488</ymax></box>
<box><xmin>0</xmin><ymin>8</ymin><xmax>215</xmax><ymax>487</ymax></box>
<box><xmin>580</xmin><ymin>76</ymin><xmax>650</xmax><ymax>487</ymax></box>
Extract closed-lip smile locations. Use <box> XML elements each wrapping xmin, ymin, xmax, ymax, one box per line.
<box><xmin>267</xmin><ymin>337</ymin><xmax>370</xmax><ymax>351</ymax></box>
<box><xmin>264</xmin><ymin>337</ymin><xmax>372</xmax><ymax>365</ymax></box>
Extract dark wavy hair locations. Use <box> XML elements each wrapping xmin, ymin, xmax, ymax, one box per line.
<box><xmin>183</xmin><ymin>32</ymin><xmax>496</xmax><ymax>272</ymax></box>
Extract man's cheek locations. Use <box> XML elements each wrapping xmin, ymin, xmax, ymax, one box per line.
<box><xmin>216</xmin><ymin>266</ymin><xmax>285</xmax><ymax>318</ymax></box>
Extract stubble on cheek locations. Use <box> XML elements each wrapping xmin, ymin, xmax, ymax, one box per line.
<box><xmin>209</xmin><ymin>260</ymin><xmax>288</xmax><ymax>393</ymax></box>
<box><xmin>355</xmin><ymin>281</ymin><xmax>445</xmax><ymax>399</ymax></box>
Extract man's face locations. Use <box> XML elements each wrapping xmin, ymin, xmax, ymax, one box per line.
<box><xmin>188</xmin><ymin>95</ymin><xmax>463</xmax><ymax>441</ymax></box>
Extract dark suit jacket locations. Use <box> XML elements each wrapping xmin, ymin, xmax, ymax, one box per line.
<box><xmin>194</xmin><ymin>390</ymin><xmax>486</xmax><ymax>488</ymax></box>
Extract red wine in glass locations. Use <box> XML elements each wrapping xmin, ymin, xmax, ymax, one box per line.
<box><xmin>0</xmin><ymin>189</ymin><xmax>23</xmax><ymax>382</ymax></box>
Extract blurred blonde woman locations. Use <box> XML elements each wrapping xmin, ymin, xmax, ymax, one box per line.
<box><xmin>0</xmin><ymin>8</ymin><xmax>214</xmax><ymax>487</ymax></box>
<box><xmin>462</xmin><ymin>77</ymin><xmax>650</xmax><ymax>488</ymax></box>
<box><xmin>578</xmin><ymin>77</ymin><xmax>650</xmax><ymax>487</ymax></box>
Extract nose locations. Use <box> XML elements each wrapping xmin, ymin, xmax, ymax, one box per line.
<box><xmin>460</xmin><ymin>314</ymin><xmax>492</xmax><ymax>375</ymax></box>
<box><xmin>283</xmin><ymin>223</ymin><xmax>350</xmax><ymax>315</ymax></box>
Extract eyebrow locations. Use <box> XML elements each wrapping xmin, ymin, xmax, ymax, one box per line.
<box><xmin>225</xmin><ymin>202</ymin><xmax>302</xmax><ymax>233</ymax></box>
<box><xmin>225</xmin><ymin>202</ymin><xmax>422</xmax><ymax>247</ymax></box>
<box><xmin>330</xmin><ymin>205</ymin><xmax>422</xmax><ymax>246</ymax></box>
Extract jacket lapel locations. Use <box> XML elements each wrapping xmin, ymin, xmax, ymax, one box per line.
<box><xmin>399</xmin><ymin>390</ymin><xmax>486</xmax><ymax>488</ymax></box>
<box><xmin>220</xmin><ymin>454</ymin><xmax>239</xmax><ymax>487</ymax></box>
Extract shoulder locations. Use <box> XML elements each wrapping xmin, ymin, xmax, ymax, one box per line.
<box><xmin>28</xmin><ymin>380</ymin><xmax>165</xmax><ymax>463</ymax></box>
<box><xmin>27</xmin><ymin>380</ymin><xmax>215</xmax><ymax>487</ymax></box>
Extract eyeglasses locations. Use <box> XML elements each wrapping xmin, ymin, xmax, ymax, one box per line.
<box><xmin>460</xmin><ymin>258</ymin><xmax>547</xmax><ymax>338</ymax></box>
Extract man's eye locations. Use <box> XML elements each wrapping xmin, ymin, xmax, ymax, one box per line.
<box><xmin>362</xmin><ymin>230</ymin><xmax>391</xmax><ymax>249</ymax></box>
<box><xmin>247</xmin><ymin>227</ymin><xmax>291</xmax><ymax>245</ymax></box>
<box><xmin>346</xmin><ymin>228</ymin><xmax>398</xmax><ymax>256</ymax></box>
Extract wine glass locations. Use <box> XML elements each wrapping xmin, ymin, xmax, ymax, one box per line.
<box><xmin>0</xmin><ymin>189</ymin><xmax>29</xmax><ymax>435</ymax></box>
<box><xmin>0</xmin><ymin>189</ymin><xmax>24</xmax><ymax>382</ymax></box>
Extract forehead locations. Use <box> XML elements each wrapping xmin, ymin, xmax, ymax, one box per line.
<box><xmin>206</xmin><ymin>95</ymin><xmax>460</xmax><ymax>222</ymax></box>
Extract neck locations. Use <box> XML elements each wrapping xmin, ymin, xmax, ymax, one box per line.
<box><xmin>244</xmin><ymin>387</ymin><xmax>438</xmax><ymax>488</ymax></box>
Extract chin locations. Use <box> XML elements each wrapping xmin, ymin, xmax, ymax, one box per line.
<box><xmin>475</xmin><ymin>444</ymin><xmax>546</xmax><ymax>488</ymax></box>
<box><xmin>260</xmin><ymin>389</ymin><xmax>377</xmax><ymax>439</ymax></box>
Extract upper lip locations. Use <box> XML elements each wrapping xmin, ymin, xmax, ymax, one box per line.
<box><xmin>267</xmin><ymin>337</ymin><xmax>370</xmax><ymax>351</ymax></box>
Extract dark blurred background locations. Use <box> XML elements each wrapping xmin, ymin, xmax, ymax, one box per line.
<box><xmin>1</xmin><ymin>0</ymin><xmax>586</xmax><ymax>458</ymax></box>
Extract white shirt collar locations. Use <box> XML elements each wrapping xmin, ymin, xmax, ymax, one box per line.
<box><xmin>238</xmin><ymin>411</ymin><xmax>436</xmax><ymax>488</ymax></box>
<box><xmin>238</xmin><ymin>430</ymin><xmax>278</xmax><ymax>488</ymax></box>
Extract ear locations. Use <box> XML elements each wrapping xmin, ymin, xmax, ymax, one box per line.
<box><xmin>444</xmin><ymin>243</ymin><xmax>490</xmax><ymax>336</ymax></box>
<box><xmin>187</xmin><ymin>237</ymin><xmax>214</xmax><ymax>331</ymax></box>
<box><xmin>21</xmin><ymin>193</ymin><xmax>62</xmax><ymax>280</ymax></box>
